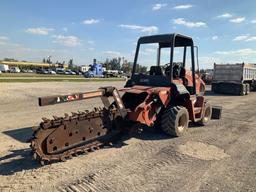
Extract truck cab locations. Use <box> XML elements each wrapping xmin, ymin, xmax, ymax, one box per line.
<box><xmin>84</xmin><ymin>63</ymin><xmax>103</xmax><ymax>78</ymax></box>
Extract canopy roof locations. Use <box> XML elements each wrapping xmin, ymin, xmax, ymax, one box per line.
<box><xmin>137</xmin><ymin>33</ymin><xmax>194</xmax><ymax>48</ymax></box>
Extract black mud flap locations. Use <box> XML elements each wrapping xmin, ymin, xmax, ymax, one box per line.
<box><xmin>211</xmin><ymin>106</ymin><xmax>222</xmax><ymax>119</ymax></box>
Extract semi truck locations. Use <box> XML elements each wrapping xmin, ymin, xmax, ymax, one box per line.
<box><xmin>83</xmin><ymin>62</ymin><xmax>120</xmax><ymax>78</ymax></box>
<box><xmin>212</xmin><ymin>63</ymin><xmax>256</xmax><ymax>95</ymax></box>
<box><xmin>84</xmin><ymin>63</ymin><xmax>104</xmax><ymax>78</ymax></box>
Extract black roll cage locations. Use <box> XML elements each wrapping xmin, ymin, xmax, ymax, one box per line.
<box><xmin>132</xmin><ymin>33</ymin><xmax>197</xmax><ymax>94</ymax></box>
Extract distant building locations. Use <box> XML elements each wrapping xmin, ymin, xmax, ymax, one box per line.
<box><xmin>0</xmin><ymin>60</ymin><xmax>68</xmax><ymax>69</ymax></box>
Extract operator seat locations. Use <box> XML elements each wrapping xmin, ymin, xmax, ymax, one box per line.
<box><xmin>149</xmin><ymin>66</ymin><xmax>163</xmax><ymax>76</ymax></box>
<box><xmin>179</xmin><ymin>67</ymin><xmax>186</xmax><ymax>78</ymax></box>
<box><xmin>173</xmin><ymin>64</ymin><xmax>180</xmax><ymax>79</ymax></box>
<box><xmin>180</xmin><ymin>67</ymin><xmax>188</xmax><ymax>86</ymax></box>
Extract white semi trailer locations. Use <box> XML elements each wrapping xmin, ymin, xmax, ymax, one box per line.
<box><xmin>0</xmin><ymin>64</ymin><xmax>9</xmax><ymax>72</ymax></box>
<box><xmin>212</xmin><ymin>63</ymin><xmax>256</xmax><ymax>95</ymax></box>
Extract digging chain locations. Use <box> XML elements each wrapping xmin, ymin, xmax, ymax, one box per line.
<box><xmin>30</xmin><ymin>107</ymin><xmax>117</xmax><ymax>165</ymax></box>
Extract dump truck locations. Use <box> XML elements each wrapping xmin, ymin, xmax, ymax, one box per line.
<box><xmin>212</xmin><ymin>63</ymin><xmax>256</xmax><ymax>95</ymax></box>
<box><xmin>30</xmin><ymin>33</ymin><xmax>216</xmax><ymax>165</ymax></box>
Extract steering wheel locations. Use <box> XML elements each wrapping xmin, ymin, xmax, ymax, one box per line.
<box><xmin>163</xmin><ymin>63</ymin><xmax>181</xmax><ymax>77</ymax></box>
<box><xmin>163</xmin><ymin>63</ymin><xmax>171</xmax><ymax>76</ymax></box>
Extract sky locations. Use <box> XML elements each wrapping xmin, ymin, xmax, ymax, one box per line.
<box><xmin>0</xmin><ymin>0</ymin><xmax>256</xmax><ymax>69</ymax></box>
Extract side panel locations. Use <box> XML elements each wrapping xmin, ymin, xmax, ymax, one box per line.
<box><xmin>243</xmin><ymin>65</ymin><xmax>256</xmax><ymax>81</ymax></box>
<box><xmin>213</xmin><ymin>64</ymin><xmax>244</xmax><ymax>83</ymax></box>
<box><xmin>213</xmin><ymin>63</ymin><xmax>256</xmax><ymax>83</ymax></box>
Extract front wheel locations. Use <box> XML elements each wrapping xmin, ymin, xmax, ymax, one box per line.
<box><xmin>161</xmin><ymin>106</ymin><xmax>189</xmax><ymax>137</ymax></box>
<box><xmin>198</xmin><ymin>102</ymin><xmax>212</xmax><ymax>125</ymax></box>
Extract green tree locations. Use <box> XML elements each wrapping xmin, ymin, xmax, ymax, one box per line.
<box><xmin>68</xmin><ymin>59</ymin><xmax>73</xmax><ymax>69</ymax></box>
<box><xmin>121</xmin><ymin>61</ymin><xmax>133</xmax><ymax>73</ymax></box>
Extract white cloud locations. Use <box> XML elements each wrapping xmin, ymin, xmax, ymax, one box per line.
<box><xmin>62</xmin><ymin>27</ymin><xmax>68</xmax><ymax>32</ymax></box>
<box><xmin>52</xmin><ymin>35</ymin><xmax>81</xmax><ymax>47</ymax></box>
<box><xmin>152</xmin><ymin>3</ymin><xmax>167</xmax><ymax>11</ymax></box>
<box><xmin>251</xmin><ymin>20</ymin><xmax>256</xmax><ymax>24</ymax></box>
<box><xmin>82</xmin><ymin>19</ymin><xmax>100</xmax><ymax>25</ymax></box>
<box><xmin>233</xmin><ymin>34</ymin><xmax>256</xmax><ymax>42</ymax></box>
<box><xmin>0</xmin><ymin>36</ymin><xmax>8</xmax><ymax>41</ymax></box>
<box><xmin>0</xmin><ymin>36</ymin><xmax>8</xmax><ymax>45</ymax></box>
<box><xmin>119</xmin><ymin>24</ymin><xmax>158</xmax><ymax>33</ymax></box>
<box><xmin>173</xmin><ymin>18</ymin><xmax>207</xmax><ymax>28</ymax></box>
<box><xmin>173</xmin><ymin>4</ymin><xmax>193</xmax><ymax>10</ymax></box>
<box><xmin>229</xmin><ymin>17</ymin><xmax>245</xmax><ymax>23</ymax></box>
<box><xmin>212</xmin><ymin>35</ymin><xmax>218</xmax><ymax>40</ymax></box>
<box><xmin>87</xmin><ymin>40</ymin><xmax>94</xmax><ymax>44</ymax></box>
<box><xmin>233</xmin><ymin>35</ymin><xmax>250</xmax><ymax>41</ymax></box>
<box><xmin>199</xmin><ymin>56</ymin><xmax>221</xmax><ymax>68</ymax></box>
<box><xmin>25</xmin><ymin>27</ymin><xmax>54</xmax><ymax>35</ymax></box>
<box><xmin>246</xmin><ymin>36</ymin><xmax>256</xmax><ymax>41</ymax></box>
<box><xmin>0</xmin><ymin>41</ymin><xmax>6</xmax><ymax>45</ymax></box>
<box><xmin>102</xmin><ymin>51</ymin><xmax>121</xmax><ymax>56</ymax></box>
<box><xmin>215</xmin><ymin>48</ymin><xmax>256</xmax><ymax>56</ymax></box>
<box><xmin>216</xmin><ymin>13</ymin><xmax>232</xmax><ymax>19</ymax></box>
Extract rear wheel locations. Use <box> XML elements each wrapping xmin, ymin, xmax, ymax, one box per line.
<box><xmin>246</xmin><ymin>83</ymin><xmax>250</xmax><ymax>95</ymax></box>
<box><xmin>161</xmin><ymin>106</ymin><xmax>189</xmax><ymax>137</ymax></box>
<box><xmin>240</xmin><ymin>84</ymin><xmax>246</xmax><ymax>96</ymax></box>
<box><xmin>211</xmin><ymin>83</ymin><xmax>218</xmax><ymax>93</ymax></box>
<box><xmin>198</xmin><ymin>102</ymin><xmax>212</xmax><ymax>125</ymax></box>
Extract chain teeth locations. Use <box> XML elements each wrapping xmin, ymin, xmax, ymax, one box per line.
<box><xmin>30</xmin><ymin>108</ymin><xmax>117</xmax><ymax>165</ymax></box>
<box><xmin>42</xmin><ymin>117</ymin><xmax>50</xmax><ymax>122</ymax></box>
<box><xmin>71</xmin><ymin>112</ymin><xmax>78</xmax><ymax>116</ymax></box>
<box><xmin>53</xmin><ymin>115</ymin><xmax>61</xmax><ymax>120</ymax></box>
<box><xmin>60</xmin><ymin>156</ymin><xmax>67</xmax><ymax>162</ymax></box>
<box><xmin>64</xmin><ymin>113</ymin><xmax>69</xmax><ymax>120</ymax></box>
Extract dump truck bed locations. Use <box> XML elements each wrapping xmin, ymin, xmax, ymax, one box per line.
<box><xmin>213</xmin><ymin>63</ymin><xmax>256</xmax><ymax>83</ymax></box>
<box><xmin>212</xmin><ymin>63</ymin><xmax>256</xmax><ymax>95</ymax></box>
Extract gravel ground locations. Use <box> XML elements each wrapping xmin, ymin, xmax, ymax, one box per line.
<box><xmin>0</xmin><ymin>82</ymin><xmax>256</xmax><ymax>192</ymax></box>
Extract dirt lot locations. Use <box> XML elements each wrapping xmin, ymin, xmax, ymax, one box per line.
<box><xmin>0</xmin><ymin>82</ymin><xmax>256</xmax><ymax>192</ymax></box>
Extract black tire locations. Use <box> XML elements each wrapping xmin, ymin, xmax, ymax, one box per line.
<box><xmin>211</xmin><ymin>83</ymin><xmax>216</xmax><ymax>93</ymax></box>
<box><xmin>246</xmin><ymin>84</ymin><xmax>250</xmax><ymax>95</ymax></box>
<box><xmin>211</xmin><ymin>83</ymin><xmax>219</xmax><ymax>93</ymax></box>
<box><xmin>252</xmin><ymin>80</ymin><xmax>256</xmax><ymax>91</ymax></box>
<box><xmin>198</xmin><ymin>102</ymin><xmax>212</xmax><ymax>125</ymax></box>
<box><xmin>161</xmin><ymin>106</ymin><xmax>189</xmax><ymax>137</ymax></box>
<box><xmin>240</xmin><ymin>84</ymin><xmax>246</xmax><ymax>96</ymax></box>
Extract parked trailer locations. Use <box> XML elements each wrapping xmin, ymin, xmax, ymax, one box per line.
<box><xmin>212</xmin><ymin>63</ymin><xmax>256</xmax><ymax>95</ymax></box>
<box><xmin>103</xmin><ymin>69</ymin><xmax>119</xmax><ymax>78</ymax></box>
<box><xmin>0</xmin><ymin>64</ymin><xmax>9</xmax><ymax>72</ymax></box>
